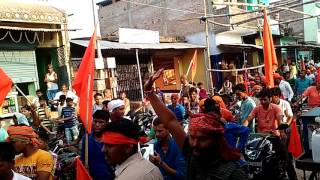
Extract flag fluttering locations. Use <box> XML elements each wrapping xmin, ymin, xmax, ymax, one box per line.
<box><xmin>72</xmin><ymin>30</ymin><xmax>96</xmax><ymax>133</ymax></box>
<box><xmin>0</xmin><ymin>68</ymin><xmax>13</xmax><ymax>106</ymax></box>
<box><xmin>191</xmin><ymin>50</ymin><xmax>198</xmax><ymax>82</ymax></box>
<box><xmin>76</xmin><ymin>157</ymin><xmax>92</xmax><ymax>180</ymax></box>
<box><xmin>288</xmin><ymin>120</ymin><xmax>303</xmax><ymax>158</ymax></box>
<box><xmin>262</xmin><ymin>9</ymin><xmax>278</xmax><ymax>88</ymax></box>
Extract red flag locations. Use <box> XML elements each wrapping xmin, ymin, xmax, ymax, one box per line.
<box><xmin>0</xmin><ymin>68</ymin><xmax>13</xmax><ymax>106</ymax></box>
<box><xmin>191</xmin><ymin>50</ymin><xmax>198</xmax><ymax>82</ymax></box>
<box><xmin>263</xmin><ymin>9</ymin><xmax>278</xmax><ymax>88</ymax></box>
<box><xmin>288</xmin><ymin>120</ymin><xmax>303</xmax><ymax>158</ymax></box>
<box><xmin>72</xmin><ymin>30</ymin><xmax>96</xmax><ymax>133</ymax></box>
<box><xmin>76</xmin><ymin>157</ymin><xmax>92</xmax><ymax>180</ymax></box>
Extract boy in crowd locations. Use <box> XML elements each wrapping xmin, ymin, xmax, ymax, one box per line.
<box><xmin>93</xmin><ymin>93</ymin><xmax>104</xmax><ymax>114</ymax></box>
<box><xmin>59</xmin><ymin>98</ymin><xmax>79</xmax><ymax>144</ymax></box>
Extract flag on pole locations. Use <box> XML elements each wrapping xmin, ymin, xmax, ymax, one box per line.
<box><xmin>76</xmin><ymin>157</ymin><xmax>92</xmax><ymax>180</ymax></box>
<box><xmin>191</xmin><ymin>50</ymin><xmax>198</xmax><ymax>82</ymax></box>
<box><xmin>72</xmin><ymin>30</ymin><xmax>96</xmax><ymax>133</ymax></box>
<box><xmin>0</xmin><ymin>68</ymin><xmax>13</xmax><ymax>106</ymax></box>
<box><xmin>262</xmin><ymin>9</ymin><xmax>278</xmax><ymax>88</ymax></box>
<box><xmin>288</xmin><ymin>120</ymin><xmax>303</xmax><ymax>158</ymax></box>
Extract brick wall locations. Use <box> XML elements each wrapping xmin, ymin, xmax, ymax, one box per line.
<box><xmin>98</xmin><ymin>0</ymin><xmax>233</xmax><ymax>37</ymax></box>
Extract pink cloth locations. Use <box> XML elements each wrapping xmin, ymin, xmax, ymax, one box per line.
<box><xmin>250</xmin><ymin>104</ymin><xmax>283</xmax><ymax>136</ymax></box>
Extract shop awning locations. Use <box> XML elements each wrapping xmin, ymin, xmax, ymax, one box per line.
<box><xmin>218</xmin><ymin>43</ymin><xmax>263</xmax><ymax>50</ymax></box>
<box><xmin>0</xmin><ymin>1</ymin><xmax>66</xmax><ymax>24</ymax></box>
<box><xmin>71</xmin><ymin>40</ymin><xmax>206</xmax><ymax>50</ymax></box>
<box><xmin>0</xmin><ymin>25</ymin><xmax>66</xmax><ymax>32</ymax></box>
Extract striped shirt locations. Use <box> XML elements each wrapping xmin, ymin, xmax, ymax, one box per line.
<box><xmin>61</xmin><ymin>106</ymin><xmax>77</xmax><ymax>128</ymax></box>
<box><xmin>37</xmin><ymin>107</ymin><xmax>51</xmax><ymax>129</ymax></box>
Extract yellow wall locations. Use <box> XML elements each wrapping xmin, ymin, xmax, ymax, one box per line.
<box><xmin>179</xmin><ymin>48</ymin><xmax>207</xmax><ymax>89</ymax></box>
<box><xmin>152</xmin><ymin>48</ymin><xmax>206</xmax><ymax>91</ymax></box>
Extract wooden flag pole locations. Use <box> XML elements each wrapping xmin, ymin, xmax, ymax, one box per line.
<box><xmin>85</xmin><ymin>74</ymin><xmax>91</xmax><ymax>168</ymax></box>
<box><xmin>14</xmin><ymin>84</ymin><xmax>33</xmax><ymax>105</ymax></box>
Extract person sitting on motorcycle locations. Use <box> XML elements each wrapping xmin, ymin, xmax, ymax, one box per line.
<box><xmin>149</xmin><ymin>118</ymin><xmax>186</xmax><ymax>180</ymax></box>
<box><xmin>102</xmin><ymin>119</ymin><xmax>163</xmax><ymax>180</ymax></box>
<box><xmin>294</xmin><ymin>79</ymin><xmax>320</xmax><ymax>108</ymax></box>
<box><xmin>80</xmin><ymin>110</ymin><xmax>113</xmax><ymax>180</ymax></box>
<box><xmin>243</xmin><ymin>89</ymin><xmax>290</xmax><ymax>179</ymax></box>
<box><xmin>108</xmin><ymin>99</ymin><xmax>126</xmax><ymax>122</ymax></box>
<box><xmin>243</xmin><ymin>89</ymin><xmax>283</xmax><ymax>136</ymax></box>
<box><xmin>233</xmin><ymin>83</ymin><xmax>256</xmax><ymax>132</ymax></box>
<box><xmin>270</xmin><ymin>87</ymin><xmax>298</xmax><ymax>180</ymax></box>
<box><xmin>144</xmin><ymin>69</ymin><xmax>247</xmax><ymax>180</ymax></box>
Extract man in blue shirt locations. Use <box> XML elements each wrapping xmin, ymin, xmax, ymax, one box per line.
<box><xmin>167</xmin><ymin>94</ymin><xmax>185</xmax><ymax>123</ymax></box>
<box><xmin>233</xmin><ymin>83</ymin><xmax>256</xmax><ymax>132</ymax></box>
<box><xmin>81</xmin><ymin>110</ymin><xmax>113</xmax><ymax>180</ymax></box>
<box><xmin>149</xmin><ymin>118</ymin><xmax>186</xmax><ymax>180</ymax></box>
<box><xmin>295</xmin><ymin>70</ymin><xmax>313</xmax><ymax>95</ymax></box>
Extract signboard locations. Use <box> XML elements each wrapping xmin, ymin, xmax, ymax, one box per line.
<box><xmin>119</xmin><ymin>28</ymin><xmax>160</xmax><ymax>44</ymax></box>
<box><xmin>95</xmin><ymin>57</ymin><xmax>104</xmax><ymax>69</ymax></box>
<box><xmin>107</xmin><ymin>57</ymin><xmax>116</xmax><ymax>69</ymax></box>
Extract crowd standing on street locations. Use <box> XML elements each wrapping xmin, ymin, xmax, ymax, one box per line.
<box><xmin>1</xmin><ymin>59</ymin><xmax>320</xmax><ymax>180</ymax></box>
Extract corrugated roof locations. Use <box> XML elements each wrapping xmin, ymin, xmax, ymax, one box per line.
<box><xmin>71</xmin><ymin>40</ymin><xmax>206</xmax><ymax>50</ymax></box>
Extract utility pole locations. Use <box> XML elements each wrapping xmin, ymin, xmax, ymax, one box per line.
<box><xmin>203</xmin><ymin>0</ymin><xmax>214</xmax><ymax>93</ymax></box>
<box><xmin>160</xmin><ymin>0</ymin><xmax>168</xmax><ymax>36</ymax></box>
<box><xmin>128</xmin><ymin>0</ymin><xmax>133</xmax><ymax>27</ymax></box>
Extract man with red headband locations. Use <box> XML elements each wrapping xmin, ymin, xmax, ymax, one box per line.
<box><xmin>101</xmin><ymin>119</ymin><xmax>163</xmax><ymax>180</ymax></box>
<box><xmin>144</xmin><ymin>69</ymin><xmax>247</xmax><ymax>180</ymax></box>
<box><xmin>7</xmin><ymin>125</ymin><xmax>54</xmax><ymax>180</ymax></box>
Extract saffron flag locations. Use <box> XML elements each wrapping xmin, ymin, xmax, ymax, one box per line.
<box><xmin>262</xmin><ymin>9</ymin><xmax>278</xmax><ymax>88</ymax></box>
<box><xmin>288</xmin><ymin>120</ymin><xmax>303</xmax><ymax>158</ymax></box>
<box><xmin>191</xmin><ymin>50</ymin><xmax>198</xmax><ymax>82</ymax></box>
<box><xmin>0</xmin><ymin>68</ymin><xmax>13</xmax><ymax>106</ymax></box>
<box><xmin>72</xmin><ymin>30</ymin><xmax>96</xmax><ymax>133</ymax></box>
<box><xmin>76</xmin><ymin>157</ymin><xmax>92</xmax><ymax>180</ymax></box>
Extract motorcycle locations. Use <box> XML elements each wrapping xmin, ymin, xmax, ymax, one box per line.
<box><xmin>131</xmin><ymin>110</ymin><xmax>155</xmax><ymax>137</ymax></box>
<box><xmin>243</xmin><ymin>132</ymin><xmax>289</xmax><ymax>180</ymax></box>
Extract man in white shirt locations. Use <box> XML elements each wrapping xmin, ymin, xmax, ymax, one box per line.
<box><xmin>0</xmin><ymin>142</ymin><xmax>31</xmax><ymax>180</ymax></box>
<box><xmin>274</xmin><ymin>73</ymin><xmax>294</xmax><ymax>102</ymax></box>
<box><xmin>270</xmin><ymin>87</ymin><xmax>297</xmax><ymax>180</ymax></box>
<box><xmin>54</xmin><ymin>84</ymin><xmax>78</xmax><ymax>104</ymax></box>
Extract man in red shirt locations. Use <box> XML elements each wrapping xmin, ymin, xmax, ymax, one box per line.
<box><xmin>296</xmin><ymin>80</ymin><xmax>320</xmax><ymax>108</ymax></box>
<box><xmin>243</xmin><ymin>89</ymin><xmax>283</xmax><ymax>136</ymax></box>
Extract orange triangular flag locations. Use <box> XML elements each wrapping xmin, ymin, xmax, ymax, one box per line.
<box><xmin>76</xmin><ymin>157</ymin><xmax>92</xmax><ymax>180</ymax></box>
<box><xmin>72</xmin><ymin>30</ymin><xmax>96</xmax><ymax>133</ymax></box>
<box><xmin>191</xmin><ymin>50</ymin><xmax>198</xmax><ymax>82</ymax></box>
<box><xmin>288</xmin><ymin>120</ymin><xmax>303</xmax><ymax>158</ymax></box>
<box><xmin>263</xmin><ymin>9</ymin><xmax>278</xmax><ymax>87</ymax></box>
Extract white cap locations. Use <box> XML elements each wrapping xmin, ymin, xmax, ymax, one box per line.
<box><xmin>107</xmin><ymin>99</ymin><xmax>125</xmax><ymax>113</ymax></box>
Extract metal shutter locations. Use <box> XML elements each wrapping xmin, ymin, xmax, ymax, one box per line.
<box><xmin>0</xmin><ymin>51</ymin><xmax>39</xmax><ymax>86</ymax></box>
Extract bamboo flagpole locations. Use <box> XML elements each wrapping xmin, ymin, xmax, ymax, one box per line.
<box><xmin>85</xmin><ymin>74</ymin><xmax>91</xmax><ymax>167</ymax></box>
<box><xmin>135</xmin><ymin>49</ymin><xmax>145</xmax><ymax>103</ymax></box>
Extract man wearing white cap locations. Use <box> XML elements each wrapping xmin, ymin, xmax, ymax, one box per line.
<box><xmin>108</xmin><ymin>99</ymin><xmax>126</xmax><ymax>122</ymax></box>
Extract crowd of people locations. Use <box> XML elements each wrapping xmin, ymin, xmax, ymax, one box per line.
<box><xmin>0</xmin><ymin>60</ymin><xmax>320</xmax><ymax>180</ymax></box>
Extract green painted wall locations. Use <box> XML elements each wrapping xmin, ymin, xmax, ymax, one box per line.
<box><xmin>304</xmin><ymin>1</ymin><xmax>318</xmax><ymax>43</ymax></box>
